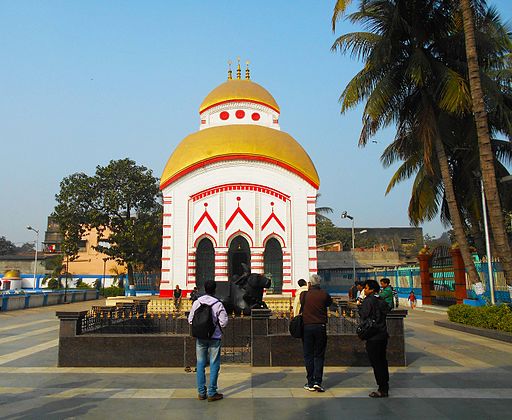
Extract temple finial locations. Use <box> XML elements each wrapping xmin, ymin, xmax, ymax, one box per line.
<box><xmin>236</xmin><ymin>57</ymin><xmax>241</xmax><ymax>79</ymax></box>
<box><xmin>227</xmin><ymin>60</ymin><xmax>232</xmax><ymax>80</ymax></box>
<box><xmin>245</xmin><ymin>60</ymin><xmax>250</xmax><ymax>80</ymax></box>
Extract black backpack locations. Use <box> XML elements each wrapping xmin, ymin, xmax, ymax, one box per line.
<box><xmin>191</xmin><ymin>300</ymin><xmax>219</xmax><ymax>339</ymax></box>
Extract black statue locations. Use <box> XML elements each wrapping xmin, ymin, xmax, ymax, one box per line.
<box><xmin>228</xmin><ymin>263</ymin><xmax>271</xmax><ymax>315</ymax></box>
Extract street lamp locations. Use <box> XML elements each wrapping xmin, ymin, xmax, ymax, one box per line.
<box><xmin>341</xmin><ymin>211</ymin><xmax>356</xmax><ymax>282</ymax></box>
<box><xmin>102</xmin><ymin>257</ymin><xmax>108</xmax><ymax>299</ymax></box>
<box><xmin>474</xmin><ymin>172</ymin><xmax>496</xmax><ymax>305</ymax></box>
<box><xmin>26</xmin><ymin>226</ymin><xmax>39</xmax><ymax>289</ymax></box>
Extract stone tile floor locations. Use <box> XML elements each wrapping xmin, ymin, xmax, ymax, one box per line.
<box><xmin>1</xmin><ymin>300</ymin><xmax>511</xmax><ymax>419</ymax></box>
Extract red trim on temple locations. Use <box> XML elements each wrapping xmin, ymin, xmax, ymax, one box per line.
<box><xmin>200</xmin><ymin>99</ymin><xmax>280</xmax><ymax>114</ymax></box>
<box><xmin>191</xmin><ymin>183</ymin><xmax>290</xmax><ymax>202</ymax></box>
<box><xmin>160</xmin><ymin>155</ymin><xmax>320</xmax><ymax>190</ymax></box>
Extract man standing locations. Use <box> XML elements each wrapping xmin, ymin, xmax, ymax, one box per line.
<box><xmin>188</xmin><ymin>280</ymin><xmax>228</xmax><ymax>401</ymax></box>
<box><xmin>359</xmin><ymin>280</ymin><xmax>389</xmax><ymax>398</ymax></box>
<box><xmin>300</xmin><ymin>274</ymin><xmax>332</xmax><ymax>392</ymax></box>
<box><xmin>292</xmin><ymin>279</ymin><xmax>309</xmax><ymax>316</ymax></box>
<box><xmin>379</xmin><ymin>278</ymin><xmax>394</xmax><ymax>310</ymax></box>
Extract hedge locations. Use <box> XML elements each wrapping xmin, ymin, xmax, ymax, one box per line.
<box><xmin>447</xmin><ymin>304</ymin><xmax>512</xmax><ymax>333</ymax></box>
<box><xmin>101</xmin><ymin>286</ymin><xmax>125</xmax><ymax>298</ymax></box>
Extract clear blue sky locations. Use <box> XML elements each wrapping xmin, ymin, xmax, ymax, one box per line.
<box><xmin>1</xmin><ymin>0</ymin><xmax>511</xmax><ymax>246</ymax></box>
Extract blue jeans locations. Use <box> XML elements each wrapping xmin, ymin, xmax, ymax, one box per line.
<box><xmin>196</xmin><ymin>338</ymin><xmax>222</xmax><ymax>397</ymax></box>
<box><xmin>303</xmin><ymin>324</ymin><xmax>327</xmax><ymax>386</ymax></box>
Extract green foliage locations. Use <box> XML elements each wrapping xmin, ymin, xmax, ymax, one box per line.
<box><xmin>53</xmin><ymin>159</ymin><xmax>162</xmax><ymax>284</ymax></box>
<box><xmin>75</xmin><ymin>279</ymin><xmax>92</xmax><ymax>289</ymax></box>
<box><xmin>101</xmin><ymin>286</ymin><xmax>125</xmax><ymax>298</ymax></box>
<box><xmin>47</xmin><ymin>278</ymin><xmax>62</xmax><ymax>289</ymax></box>
<box><xmin>0</xmin><ymin>236</ymin><xmax>16</xmax><ymax>255</ymax></box>
<box><xmin>448</xmin><ymin>304</ymin><xmax>512</xmax><ymax>333</ymax></box>
<box><xmin>0</xmin><ymin>236</ymin><xmax>35</xmax><ymax>255</ymax></box>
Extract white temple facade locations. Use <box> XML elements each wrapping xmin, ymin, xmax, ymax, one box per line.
<box><xmin>159</xmin><ymin>63</ymin><xmax>319</xmax><ymax>298</ymax></box>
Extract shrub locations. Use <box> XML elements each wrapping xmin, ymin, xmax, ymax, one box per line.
<box><xmin>448</xmin><ymin>304</ymin><xmax>512</xmax><ymax>333</ymax></box>
<box><xmin>101</xmin><ymin>286</ymin><xmax>125</xmax><ymax>297</ymax></box>
<box><xmin>47</xmin><ymin>278</ymin><xmax>62</xmax><ymax>289</ymax></box>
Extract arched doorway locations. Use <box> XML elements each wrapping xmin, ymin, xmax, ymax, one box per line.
<box><xmin>264</xmin><ymin>238</ymin><xmax>283</xmax><ymax>294</ymax></box>
<box><xmin>228</xmin><ymin>236</ymin><xmax>251</xmax><ymax>279</ymax></box>
<box><xmin>195</xmin><ymin>237</ymin><xmax>214</xmax><ymax>292</ymax></box>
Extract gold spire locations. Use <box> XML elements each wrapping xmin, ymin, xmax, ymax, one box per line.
<box><xmin>236</xmin><ymin>57</ymin><xmax>241</xmax><ymax>79</ymax></box>
<box><xmin>227</xmin><ymin>60</ymin><xmax>232</xmax><ymax>80</ymax></box>
<box><xmin>245</xmin><ymin>60</ymin><xmax>250</xmax><ymax>79</ymax></box>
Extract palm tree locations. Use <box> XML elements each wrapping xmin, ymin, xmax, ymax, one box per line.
<box><xmin>315</xmin><ymin>193</ymin><xmax>334</xmax><ymax>222</ymax></box>
<box><xmin>459</xmin><ymin>0</ymin><xmax>512</xmax><ymax>285</ymax></box>
<box><xmin>331</xmin><ymin>0</ymin><xmax>484</xmax><ymax>283</ymax></box>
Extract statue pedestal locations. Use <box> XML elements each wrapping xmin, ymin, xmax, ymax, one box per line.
<box><xmin>251</xmin><ymin>309</ymin><xmax>271</xmax><ymax>366</ymax></box>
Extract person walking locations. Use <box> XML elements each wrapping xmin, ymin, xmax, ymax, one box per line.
<box><xmin>300</xmin><ymin>274</ymin><xmax>332</xmax><ymax>392</ymax></box>
<box><xmin>379</xmin><ymin>278</ymin><xmax>394</xmax><ymax>310</ymax></box>
<box><xmin>173</xmin><ymin>285</ymin><xmax>182</xmax><ymax>311</ymax></box>
<box><xmin>292</xmin><ymin>279</ymin><xmax>309</xmax><ymax>316</ymax></box>
<box><xmin>359</xmin><ymin>279</ymin><xmax>389</xmax><ymax>398</ymax></box>
<box><xmin>188</xmin><ymin>280</ymin><xmax>228</xmax><ymax>402</ymax></box>
<box><xmin>408</xmin><ymin>290</ymin><xmax>417</xmax><ymax>309</ymax></box>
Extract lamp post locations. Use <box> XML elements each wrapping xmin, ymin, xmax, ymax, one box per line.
<box><xmin>102</xmin><ymin>257</ymin><xmax>108</xmax><ymax>298</ymax></box>
<box><xmin>472</xmin><ymin>171</ymin><xmax>496</xmax><ymax>305</ymax></box>
<box><xmin>26</xmin><ymin>226</ymin><xmax>39</xmax><ymax>289</ymax></box>
<box><xmin>479</xmin><ymin>177</ymin><xmax>496</xmax><ymax>304</ymax></box>
<box><xmin>341</xmin><ymin>211</ymin><xmax>356</xmax><ymax>282</ymax></box>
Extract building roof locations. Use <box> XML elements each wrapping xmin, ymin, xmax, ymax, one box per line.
<box><xmin>160</xmin><ymin>124</ymin><xmax>320</xmax><ymax>189</ymax></box>
<box><xmin>317</xmin><ymin>252</ymin><xmax>373</xmax><ymax>270</ymax></box>
<box><xmin>199</xmin><ymin>79</ymin><xmax>280</xmax><ymax>113</ymax></box>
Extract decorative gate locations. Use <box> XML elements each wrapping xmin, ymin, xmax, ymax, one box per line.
<box><xmin>430</xmin><ymin>246</ymin><xmax>457</xmax><ymax>306</ymax></box>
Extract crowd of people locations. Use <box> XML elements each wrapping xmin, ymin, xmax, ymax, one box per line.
<box><xmin>185</xmin><ymin>274</ymin><xmax>402</xmax><ymax>401</ymax></box>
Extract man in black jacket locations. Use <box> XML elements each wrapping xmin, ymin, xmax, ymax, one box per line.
<box><xmin>300</xmin><ymin>274</ymin><xmax>333</xmax><ymax>392</ymax></box>
<box><xmin>359</xmin><ymin>279</ymin><xmax>389</xmax><ymax>398</ymax></box>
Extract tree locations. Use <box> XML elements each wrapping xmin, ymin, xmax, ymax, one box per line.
<box><xmin>315</xmin><ymin>193</ymin><xmax>334</xmax><ymax>222</ymax></box>
<box><xmin>331</xmin><ymin>0</ymin><xmax>483</xmax><ymax>284</ymax></box>
<box><xmin>459</xmin><ymin>0</ymin><xmax>512</xmax><ymax>285</ymax></box>
<box><xmin>54</xmin><ymin>159</ymin><xmax>162</xmax><ymax>285</ymax></box>
<box><xmin>0</xmin><ymin>236</ymin><xmax>16</xmax><ymax>255</ymax></box>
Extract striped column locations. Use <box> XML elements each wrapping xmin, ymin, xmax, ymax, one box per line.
<box><xmin>283</xmin><ymin>249</ymin><xmax>292</xmax><ymax>286</ymax></box>
<box><xmin>252</xmin><ymin>248</ymin><xmax>265</xmax><ymax>274</ymax></box>
<box><xmin>215</xmin><ymin>249</ymin><xmax>229</xmax><ymax>281</ymax></box>
<box><xmin>187</xmin><ymin>251</ymin><xmax>196</xmax><ymax>286</ymax></box>
<box><xmin>160</xmin><ymin>196</ymin><xmax>173</xmax><ymax>295</ymax></box>
<box><xmin>307</xmin><ymin>196</ymin><xmax>318</xmax><ymax>274</ymax></box>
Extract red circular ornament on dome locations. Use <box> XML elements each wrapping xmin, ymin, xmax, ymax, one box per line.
<box><xmin>235</xmin><ymin>110</ymin><xmax>245</xmax><ymax>119</ymax></box>
<box><xmin>236</xmin><ymin>196</ymin><xmax>241</xmax><ymax>201</ymax></box>
<box><xmin>220</xmin><ymin>111</ymin><xmax>229</xmax><ymax>120</ymax></box>
<box><xmin>251</xmin><ymin>112</ymin><xmax>260</xmax><ymax>121</ymax></box>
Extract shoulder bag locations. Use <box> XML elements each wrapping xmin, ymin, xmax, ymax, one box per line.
<box><xmin>289</xmin><ymin>291</ymin><xmax>307</xmax><ymax>338</ymax></box>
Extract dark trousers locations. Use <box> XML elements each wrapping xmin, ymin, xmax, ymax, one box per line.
<box><xmin>365</xmin><ymin>338</ymin><xmax>389</xmax><ymax>392</ymax></box>
<box><xmin>303</xmin><ymin>324</ymin><xmax>327</xmax><ymax>386</ymax></box>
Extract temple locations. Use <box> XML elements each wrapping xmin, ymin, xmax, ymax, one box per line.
<box><xmin>159</xmin><ymin>61</ymin><xmax>320</xmax><ymax>299</ymax></box>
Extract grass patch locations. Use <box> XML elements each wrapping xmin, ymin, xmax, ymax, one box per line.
<box><xmin>447</xmin><ymin>304</ymin><xmax>512</xmax><ymax>333</ymax></box>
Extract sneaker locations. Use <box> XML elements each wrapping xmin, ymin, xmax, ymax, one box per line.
<box><xmin>313</xmin><ymin>384</ymin><xmax>325</xmax><ymax>392</ymax></box>
<box><xmin>197</xmin><ymin>394</ymin><xmax>207</xmax><ymax>400</ymax></box>
<box><xmin>303</xmin><ymin>384</ymin><xmax>316</xmax><ymax>392</ymax></box>
<box><xmin>208</xmin><ymin>393</ymin><xmax>224</xmax><ymax>402</ymax></box>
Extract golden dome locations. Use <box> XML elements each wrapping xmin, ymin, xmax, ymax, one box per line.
<box><xmin>3</xmin><ymin>270</ymin><xmax>21</xmax><ymax>279</ymax></box>
<box><xmin>160</xmin><ymin>125</ymin><xmax>319</xmax><ymax>189</ymax></box>
<box><xmin>199</xmin><ymin>79</ymin><xmax>280</xmax><ymax>113</ymax></box>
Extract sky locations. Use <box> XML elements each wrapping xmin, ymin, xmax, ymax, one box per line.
<box><xmin>1</xmin><ymin>0</ymin><xmax>511</xmax><ymax>247</ymax></box>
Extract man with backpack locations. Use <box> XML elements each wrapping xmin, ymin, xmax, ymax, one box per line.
<box><xmin>359</xmin><ymin>279</ymin><xmax>390</xmax><ymax>398</ymax></box>
<box><xmin>188</xmin><ymin>280</ymin><xmax>228</xmax><ymax>402</ymax></box>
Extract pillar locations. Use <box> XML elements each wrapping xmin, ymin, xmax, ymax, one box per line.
<box><xmin>418</xmin><ymin>247</ymin><xmax>432</xmax><ymax>305</ymax></box>
<box><xmin>450</xmin><ymin>247</ymin><xmax>467</xmax><ymax>304</ymax></box>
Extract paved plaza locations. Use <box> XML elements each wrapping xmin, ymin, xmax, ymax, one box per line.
<box><xmin>1</xmin><ymin>301</ymin><xmax>511</xmax><ymax>419</ymax></box>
